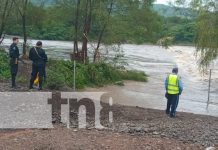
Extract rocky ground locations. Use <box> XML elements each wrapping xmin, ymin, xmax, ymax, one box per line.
<box><xmin>0</xmin><ymin>127</ymin><xmax>208</xmax><ymax>150</ymax></box>
<box><xmin>0</xmin><ymin>86</ymin><xmax>217</xmax><ymax>149</ymax></box>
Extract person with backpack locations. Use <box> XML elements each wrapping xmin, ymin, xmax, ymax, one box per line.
<box><xmin>9</xmin><ymin>37</ymin><xmax>20</xmax><ymax>88</ymax></box>
<box><xmin>165</xmin><ymin>67</ymin><xmax>183</xmax><ymax>118</ymax></box>
<box><xmin>29</xmin><ymin>41</ymin><xmax>47</xmax><ymax>90</ymax></box>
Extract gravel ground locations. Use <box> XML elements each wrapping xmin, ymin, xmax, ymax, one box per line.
<box><xmin>0</xmin><ymin>100</ymin><xmax>217</xmax><ymax>149</ymax></box>
<box><xmin>0</xmin><ymin>128</ymin><xmax>206</xmax><ymax>150</ymax></box>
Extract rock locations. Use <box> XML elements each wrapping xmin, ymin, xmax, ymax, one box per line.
<box><xmin>144</xmin><ymin>128</ymin><xmax>149</xmax><ymax>133</ymax></box>
<box><xmin>153</xmin><ymin>131</ymin><xmax>159</xmax><ymax>135</ymax></box>
<box><xmin>128</xmin><ymin>128</ymin><xmax>135</xmax><ymax>134</ymax></box>
<box><xmin>119</xmin><ymin>123</ymin><xmax>129</xmax><ymax>132</ymax></box>
<box><xmin>205</xmin><ymin>147</ymin><xmax>215</xmax><ymax>150</ymax></box>
<box><xmin>135</xmin><ymin>127</ymin><xmax>144</xmax><ymax>132</ymax></box>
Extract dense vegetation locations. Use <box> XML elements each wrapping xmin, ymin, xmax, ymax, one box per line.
<box><xmin>46</xmin><ymin>59</ymin><xmax>147</xmax><ymax>89</ymax></box>
<box><xmin>3</xmin><ymin>1</ymin><xmax>161</xmax><ymax>44</ymax></box>
<box><xmin>0</xmin><ymin>50</ymin><xmax>147</xmax><ymax>89</ymax></box>
<box><xmin>161</xmin><ymin>17</ymin><xmax>196</xmax><ymax>44</ymax></box>
<box><xmin>1</xmin><ymin>1</ymin><xmax>196</xmax><ymax>45</ymax></box>
<box><xmin>0</xmin><ymin>50</ymin><xmax>10</xmax><ymax>80</ymax></box>
<box><xmin>174</xmin><ymin>0</ymin><xmax>218</xmax><ymax>69</ymax></box>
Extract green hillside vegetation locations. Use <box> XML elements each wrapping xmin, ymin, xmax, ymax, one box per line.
<box><xmin>4</xmin><ymin>1</ymin><xmax>162</xmax><ymax>44</ymax></box>
<box><xmin>2</xmin><ymin>1</ymin><xmax>197</xmax><ymax>44</ymax></box>
<box><xmin>153</xmin><ymin>4</ymin><xmax>197</xmax><ymax>18</ymax></box>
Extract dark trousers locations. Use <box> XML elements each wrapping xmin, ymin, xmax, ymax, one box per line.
<box><xmin>10</xmin><ymin>64</ymin><xmax>18</xmax><ymax>87</ymax></box>
<box><xmin>42</xmin><ymin>64</ymin><xmax>46</xmax><ymax>81</ymax></box>
<box><xmin>166</xmin><ymin>94</ymin><xmax>179</xmax><ymax>116</ymax></box>
<box><xmin>30</xmin><ymin>64</ymin><xmax>44</xmax><ymax>89</ymax></box>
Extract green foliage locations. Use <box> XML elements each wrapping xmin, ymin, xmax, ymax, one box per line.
<box><xmin>0</xmin><ymin>50</ymin><xmax>10</xmax><ymax>80</ymax></box>
<box><xmin>157</xmin><ymin>37</ymin><xmax>174</xmax><ymax>49</ymax></box>
<box><xmin>46</xmin><ymin>69</ymin><xmax>66</xmax><ymax>90</ymax></box>
<box><xmin>161</xmin><ymin>17</ymin><xmax>196</xmax><ymax>44</ymax></box>
<box><xmin>170</xmin><ymin>0</ymin><xmax>218</xmax><ymax>68</ymax></box>
<box><xmin>4</xmin><ymin>0</ymin><xmax>163</xmax><ymax>44</ymax></box>
<box><xmin>46</xmin><ymin>59</ymin><xmax>148</xmax><ymax>90</ymax></box>
<box><xmin>120</xmin><ymin>70</ymin><xmax>148</xmax><ymax>82</ymax></box>
<box><xmin>195</xmin><ymin>11</ymin><xmax>218</xmax><ymax>69</ymax></box>
<box><xmin>29</xmin><ymin>23</ymin><xmax>73</xmax><ymax>40</ymax></box>
<box><xmin>153</xmin><ymin>4</ymin><xmax>197</xmax><ymax>18</ymax></box>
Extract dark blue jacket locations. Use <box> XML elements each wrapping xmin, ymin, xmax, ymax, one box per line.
<box><xmin>9</xmin><ymin>43</ymin><xmax>20</xmax><ymax>64</ymax></box>
<box><xmin>29</xmin><ymin>47</ymin><xmax>47</xmax><ymax>66</ymax></box>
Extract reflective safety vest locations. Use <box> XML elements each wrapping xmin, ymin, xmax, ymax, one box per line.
<box><xmin>167</xmin><ymin>74</ymin><xmax>179</xmax><ymax>94</ymax></box>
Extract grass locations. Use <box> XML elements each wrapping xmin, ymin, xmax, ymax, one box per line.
<box><xmin>0</xmin><ymin>50</ymin><xmax>10</xmax><ymax>80</ymax></box>
<box><xmin>46</xmin><ymin>59</ymin><xmax>148</xmax><ymax>90</ymax></box>
<box><xmin>0</xmin><ymin>50</ymin><xmax>148</xmax><ymax>90</ymax></box>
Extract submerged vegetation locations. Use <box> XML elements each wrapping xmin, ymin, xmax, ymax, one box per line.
<box><xmin>0</xmin><ymin>50</ymin><xmax>147</xmax><ymax>90</ymax></box>
<box><xmin>47</xmin><ymin>60</ymin><xmax>147</xmax><ymax>89</ymax></box>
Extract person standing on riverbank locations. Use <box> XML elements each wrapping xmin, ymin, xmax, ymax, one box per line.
<box><xmin>9</xmin><ymin>37</ymin><xmax>20</xmax><ymax>88</ymax></box>
<box><xmin>29</xmin><ymin>41</ymin><xmax>47</xmax><ymax>90</ymax></box>
<box><xmin>165</xmin><ymin>67</ymin><xmax>183</xmax><ymax>118</ymax></box>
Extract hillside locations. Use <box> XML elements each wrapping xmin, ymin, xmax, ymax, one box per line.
<box><xmin>30</xmin><ymin>0</ymin><xmax>196</xmax><ymax>18</ymax></box>
<box><xmin>153</xmin><ymin>4</ymin><xmax>197</xmax><ymax>18</ymax></box>
<box><xmin>30</xmin><ymin>0</ymin><xmax>55</xmax><ymax>6</ymax></box>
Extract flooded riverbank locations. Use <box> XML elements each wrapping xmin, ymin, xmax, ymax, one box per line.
<box><xmin>1</xmin><ymin>38</ymin><xmax>218</xmax><ymax>117</ymax></box>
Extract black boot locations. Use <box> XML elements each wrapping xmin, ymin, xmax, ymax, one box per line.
<box><xmin>11</xmin><ymin>75</ymin><xmax>16</xmax><ymax>88</ymax></box>
<box><xmin>39</xmin><ymin>76</ymin><xmax>43</xmax><ymax>91</ymax></box>
<box><xmin>29</xmin><ymin>77</ymin><xmax>34</xmax><ymax>89</ymax></box>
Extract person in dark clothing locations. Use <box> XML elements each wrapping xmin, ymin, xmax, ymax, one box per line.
<box><xmin>42</xmin><ymin>57</ymin><xmax>47</xmax><ymax>82</ymax></box>
<box><xmin>9</xmin><ymin>37</ymin><xmax>20</xmax><ymax>88</ymax></box>
<box><xmin>29</xmin><ymin>41</ymin><xmax>47</xmax><ymax>90</ymax></box>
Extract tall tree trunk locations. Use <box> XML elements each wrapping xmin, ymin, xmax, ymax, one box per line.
<box><xmin>12</xmin><ymin>0</ymin><xmax>28</xmax><ymax>56</ymax></box>
<box><xmin>0</xmin><ymin>0</ymin><xmax>10</xmax><ymax>43</ymax></box>
<box><xmin>94</xmin><ymin>0</ymin><xmax>114</xmax><ymax>63</ymax></box>
<box><xmin>22</xmin><ymin>15</ymin><xmax>27</xmax><ymax>55</ymax></box>
<box><xmin>22</xmin><ymin>0</ymin><xmax>28</xmax><ymax>56</ymax></box>
<box><xmin>74</xmin><ymin>0</ymin><xmax>80</xmax><ymax>55</ymax></box>
<box><xmin>82</xmin><ymin>0</ymin><xmax>92</xmax><ymax>63</ymax></box>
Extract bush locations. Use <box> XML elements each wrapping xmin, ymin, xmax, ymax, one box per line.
<box><xmin>46</xmin><ymin>69</ymin><xmax>65</xmax><ymax>90</ymax></box>
<box><xmin>46</xmin><ymin>59</ymin><xmax>148</xmax><ymax>90</ymax></box>
<box><xmin>0</xmin><ymin>51</ymin><xmax>148</xmax><ymax>90</ymax></box>
<box><xmin>0</xmin><ymin>50</ymin><xmax>10</xmax><ymax>80</ymax></box>
<box><xmin>121</xmin><ymin>70</ymin><xmax>148</xmax><ymax>82</ymax></box>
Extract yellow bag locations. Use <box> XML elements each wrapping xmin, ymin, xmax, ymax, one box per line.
<box><xmin>34</xmin><ymin>73</ymin><xmax>39</xmax><ymax>85</ymax></box>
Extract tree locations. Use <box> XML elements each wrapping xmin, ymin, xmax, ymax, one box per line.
<box><xmin>81</xmin><ymin>0</ymin><xmax>92</xmax><ymax>63</ymax></box>
<box><xmin>175</xmin><ymin>0</ymin><xmax>218</xmax><ymax>69</ymax></box>
<box><xmin>0</xmin><ymin>0</ymin><xmax>13</xmax><ymax>44</ymax></box>
<box><xmin>12</xmin><ymin>0</ymin><xmax>29</xmax><ymax>56</ymax></box>
<box><xmin>93</xmin><ymin>0</ymin><xmax>114</xmax><ymax>63</ymax></box>
<box><xmin>74</xmin><ymin>0</ymin><xmax>80</xmax><ymax>55</ymax></box>
<box><xmin>195</xmin><ymin>10</ymin><xmax>218</xmax><ymax>69</ymax></box>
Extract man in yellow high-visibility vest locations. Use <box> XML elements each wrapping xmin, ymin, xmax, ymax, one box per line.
<box><xmin>165</xmin><ymin>67</ymin><xmax>183</xmax><ymax>118</ymax></box>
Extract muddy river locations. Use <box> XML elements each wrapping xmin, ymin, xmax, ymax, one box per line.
<box><xmin>1</xmin><ymin>38</ymin><xmax>218</xmax><ymax>117</ymax></box>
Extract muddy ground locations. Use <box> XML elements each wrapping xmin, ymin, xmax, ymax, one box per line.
<box><xmin>0</xmin><ymin>60</ymin><xmax>218</xmax><ymax>149</ymax></box>
<box><xmin>0</xmin><ymin>88</ymin><xmax>217</xmax><ymax>149</ymax></box>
